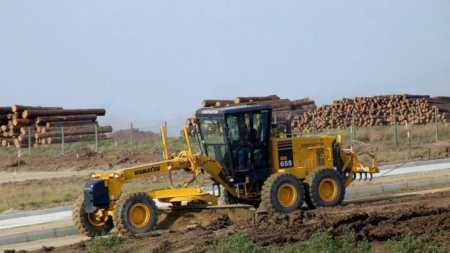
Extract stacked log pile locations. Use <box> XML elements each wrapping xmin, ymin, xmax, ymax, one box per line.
<box><xmin>184</xmin><ymin>94</ymin><xmax>450</xmax><ymax>136</ymax></box>
<box><xmin>0</xmin><ymin>105</ymin><xmax>112</xmax><ymax>148</ymax></box>
<box><xmin>291</xmin><ymin>95</ymin><xmax>450</xmax><ymax>133</ymax></box>
<box><xmin>184</xmin><ymin>95</ymin><xmax>317</xmax><ymax>136</ymax></box>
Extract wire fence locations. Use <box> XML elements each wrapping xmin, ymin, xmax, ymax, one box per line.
<box><xmin>1</xmin><ymin>115</ymin><xmax>449</xmax><ymax>162</ymax></box>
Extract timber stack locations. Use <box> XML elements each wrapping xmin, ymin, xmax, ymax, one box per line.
<box><xmin>184</xmin><ymin>95</ymin><xmax>317</xmax><ymax>136</ymax></box>
<box><xmin>0</xmin><ymin>105</ymin><xmax>112</xmax><ymax>148</ymax></box>
<box><xmin>184</xmin><ymin>94</ymin><xmax>450</xmax><ymax>136</ymax></box>
<box><xmin>291</xmin><ymin>95</ymin><xmax>450</xmax><ymax>133</ymax></box>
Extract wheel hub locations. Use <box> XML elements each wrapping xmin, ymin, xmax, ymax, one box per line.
<box><xmin>88</xmin><ymin>212</ymin><xmax>109</xmax><ymax>227</ymax></box>
<box><xmin>277</xmin><ymin>183</ymin><xmax>297</xmax><ymax>207</ymax></box>
<box><xmin>129</xmin><ymin>203</ymin><xmax>151</xmax><ymax>228</ymax></box>
<box><xmin>319</xmin><ymin>178</ymin><xmax>338</xmax><ymax>202</ymax></box>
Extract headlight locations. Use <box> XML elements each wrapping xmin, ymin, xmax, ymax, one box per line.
<box><xmin>114</xmin><ymin>173</ymin><xmax>119</xmax><ymax>178</ymax></box>
<box><xmin>90</xmin><ymin>173</ymin><xmax>97</xmax><ymax>178</ymax></box>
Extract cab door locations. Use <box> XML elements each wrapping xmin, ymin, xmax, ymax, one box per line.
<box><xmin>225</xmin><ymin>110</ymin><xmax>270</xmax><ymax>173</ymax></box>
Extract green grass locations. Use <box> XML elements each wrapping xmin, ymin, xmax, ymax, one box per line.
<box><xmin>384</xmin><ymin>232</ymin><xmax>450</xmax><ymax>253</ymax></box>
<box><xmin>0</xmin><ymin>183</ymin><xmax>82</xmax><ymax>211</ymax></box>
<box><xmin>87</xmin><ymin>232</ymin><xmax>124</xmax><ymax>253</ymax></box>
<box><xmin>210</xmin><ymin>228</ymin><xmax>450</xmax><ymax>253</ymax></box>
<box><xmin>210</xmin><ymin>228</ymin><xmax>371</xmax><ymax>253</ymax></box>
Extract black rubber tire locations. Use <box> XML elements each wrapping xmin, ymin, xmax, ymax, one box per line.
<box><xmin>261</xmin><ymin>173</ymin><xmax>304</xmax><ymax>213</ymax></box>
<box><xmin>113</xmin><ymin>192</ymin><xmax>158</xmax><ymax>235</ymax></box>
<box><xmin>218</xmin><ymin>185</ymin><xmax>238</xmax><ymax>205</ymax></box>
<box><xmin>304</xmin><ymin>168</ymin><xmax>345</xmax><ymax>209</ymax></box>
<box><xmin>72</xmin><ymin>194</ymin><xmax>114</xmax><ymax>237</ymax></box>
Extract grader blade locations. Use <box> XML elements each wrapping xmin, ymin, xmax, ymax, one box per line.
<box><xmin>155</xmin><ymin>205</ymin><xmax>256</xmax><ymax>230</ymax></box>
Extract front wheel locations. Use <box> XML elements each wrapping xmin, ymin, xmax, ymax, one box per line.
<box><xmin>113</xmin><ymin>192</ymin><xmax>158</xmax><ymax>235</ymax></box>
<box><xmin>262</xmin><ymin>173</ymin><xmax>304</xmax><ymax>213</ymax></box>
<box><xmin>72</xmin><ymin>194</ymin><xmax>114</xmax><ymax>237</ymax></box>
<box><xmin>304</xmin><ymin>168</ymin><xmax>345</xmax><ymax>209</ymax></box>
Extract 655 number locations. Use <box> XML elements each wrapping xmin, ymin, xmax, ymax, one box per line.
<box><xmin>279</xmin><ymin>156</ymin><xmax>293</xmax><ymax>167</ymax></box>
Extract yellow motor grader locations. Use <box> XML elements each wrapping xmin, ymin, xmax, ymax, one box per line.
<box><xmin>73</xmin><ymin>104</ymin><xmax>379</xmax><ymax>237</ymax></box>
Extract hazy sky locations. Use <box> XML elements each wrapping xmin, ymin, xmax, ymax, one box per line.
<box><xmin>1</xmin><ymin>1</ymin><xmax>449</xmax><ymax>133</ymax></box>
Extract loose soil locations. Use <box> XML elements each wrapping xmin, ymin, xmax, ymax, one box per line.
<box><xmin>4</xmin><ymin>189</ymin><xmax>450</xmax><ymax>253</ymax></box>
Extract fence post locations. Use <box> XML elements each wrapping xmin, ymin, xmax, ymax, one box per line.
<box><xmin>435</xmin><ymin>107</ymin><xmax>439</xmax><ymax>142</ymax></box>
<box><xmin>312</xmin><ymin>113</ymin><xmax>316</xmax><ymax>136</ymax></box>
<box><xmin>131</xmin><ymin>123</ymin><xmax>133</xmax><ymax>151</ymax></box>
<box><xmin>28</xmin><ymin>126</ymin><xmax>31</xmax><ymax>155</ymax></box>
<box><xmin>393</xmin><ymin>109</ymin><xmax>397</xmax><ymax>146</ymax></box>
<box><xmin>352</xmin><ymin>111</ymin><xmax>356</xmax><ymax>143</ymax></box>
<box><xmin>115</xmin><ymin>140</ymin><xmax>118</xmax><ymax>157</ymax></box>
<box><xmin>61</xmin><ymin>126</ymin><xmax>65</xmax><ymax>155</ymax></box>
<box><xmin>95</xmin><ymin>124</ymin><xmax>98</xmax><ymax>152</ymax></box>
<box><xmin>405</xmin><ymin>120</ymin><xmax>411</xmax><ymax>158</ymax></box>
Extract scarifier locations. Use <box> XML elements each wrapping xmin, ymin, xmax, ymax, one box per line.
<box><xmin>73</xmin><ymin>103</ymin><xmax>379</xmax><ymax>237</ymax></box>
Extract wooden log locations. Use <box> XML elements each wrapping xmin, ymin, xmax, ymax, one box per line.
<box><xmin>215</xmin><ymin>100</ymin><xmax>236</xmax><ymax>107</ymax></box>
<box><xmin>1</xmin><ymin>138</ymin><xmax>13</xmax><ymax>146</ymax></box>
<box><xmin>22</xmin><ymin>109</ymin><xmax>106</xmax><ymax>119</ymax></box>
<box><xmin>20</xmin><ymin>126</ymin><xmax>37</xmax><ymax>135</ymax></box>
<box><xmin>202</xmin><ymin>100</ymin><xmax>220</xmax><ymax>107</ymax></box>
<box><xmin>18</xmin><ymin>135</ymin><xmax>36</xmax><ymax>143</ymax></box>
<box><xmin>12</xmin><ymin>118</ymin><xmax>35</xmax><ymax>126</ymax></box>
<box><xmin>12</xmin><ymin>105</ymin><xmax>63</xmax><ymax>113</ymax></box>
<box><xmin>234</xmin><ymin>95</ymin><xmax>280</xmax><ymax>104</ymax></box>
<box><xmin>8</xmin><ymin>130</ymin><xmax>20</xmax><ymax>137</ymax></box>
<box><xmin>7</xmin><ymin>113</ymin><xmax>21</xmax><ymax>120</ymax></box>
<box><xmin>47</xmin><ymin>133</ymin><xmax>107</xmax><ymax>144</ymax></box>
<box><xmin>46</xmin><ymin>121</ymin><xmax>98</xmax><ymax>128</ymax></box>
<box><xmin>402</xmin><ymin>94</ymin><xmax>431</xmax><ymax>99</ymax></box>
<box><xmin>0</xmin><ymin>107</ymin><xmax>11</xmax><ymax>114</ymax></box>
<box><xmin>36</xmin><ymin>114</ymin><xmax>97</xmax><ymax>124</ymax></box>
<box><xmin>0</xmin><ymin>114</ymin><xmax>8</xmax><ymax>121</ymax></box>
<box><xmin>289</xmin><ymin>98</ymin><xmax>312</xmax><ymax>106</ymax></box>
<box><xmin>35</xmin><ymin>126</ymin><xmax>113</xmax><ymax>139</ymax></box>
<box><xmin>40</xmin><ymin>124</ymin><xmax>101</xmax><ymax>133</ymax></box>
<box><xmin>255</xmin><ymin>99</ymin><xmax>290</xmax><ymax>105</ymax></box>
<box><xmin>14</xmin><ymin>143</ymin><xmax>29</xmax><ymax>149</ymax></box>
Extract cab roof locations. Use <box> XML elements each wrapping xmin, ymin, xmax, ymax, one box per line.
<box><xmin>195</xmin><ymin>104</ymin><xmax>272</xmax><ymax>117</ymax></box>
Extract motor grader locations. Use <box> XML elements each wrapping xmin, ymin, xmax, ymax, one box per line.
<box><xmin>73</xmin><ymin>104</ymin><xmax>379</xmax><ymax>237</ymax></box>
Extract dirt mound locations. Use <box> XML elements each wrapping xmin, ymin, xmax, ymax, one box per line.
<box><xmin>156</xmin><ymin>206</ymin><xmax>255</xmax><ymax>230</ymax></box>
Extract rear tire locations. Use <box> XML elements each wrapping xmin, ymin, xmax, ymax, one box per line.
<box><xmin>72</xmin><ymin>194</ymin><xmax>114</xmax><ymax>237</ymax></box>
<box><xmin>113</xmin><ymin>192</ymin><xmax>158</xmax><ymax>235</ymax></box>
<box><xmin>262</xmin><ymin>173</ymin><xmax>304</xmax><ymax>213</ymax></box>
<box><xmin>304</xmin><ymin>168</ymin><xmax>345</xmax><ymax>209</ymax></box>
